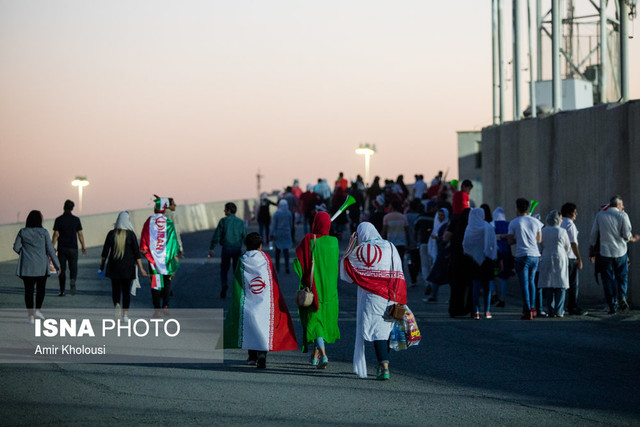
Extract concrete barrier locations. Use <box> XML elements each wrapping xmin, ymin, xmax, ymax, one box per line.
<box><xmin>481</xmin><ymin>100</ymin><xmax>640</xmax><ymax>304</ymax></box>
<box><xmin>1</xmin><ymin>197</ymin><xmax>261</xmax><ymax>263</ymax></box>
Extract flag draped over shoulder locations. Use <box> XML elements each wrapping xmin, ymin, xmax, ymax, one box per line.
<box><xmin>140</xmin><ymin>213</ymin><xmax>180</xmax><ymax>290</ymax></box>
<box><xmin>224</xmin><ymin>251</ymin><xmax>298</xmax><ymax>352</ymax></box>
<box><xmin>340</xmin><ymin>230</ymin><xmax>407</xmax><ymax>304</ymax></box>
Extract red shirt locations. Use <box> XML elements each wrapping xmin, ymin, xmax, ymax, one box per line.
<box><xmin>451</xmin><ymin>191</ymin><xmax>470</xmax><ymax>215</ymax></box>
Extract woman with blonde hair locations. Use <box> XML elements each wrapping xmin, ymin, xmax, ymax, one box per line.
<box><xmin>100</xmin><ymin>211</ymin><xmax>147</xmax><ymax>320</ymax></box>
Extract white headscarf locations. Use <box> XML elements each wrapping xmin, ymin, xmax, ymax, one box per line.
<box><xmin>463</xmin><ymin>208</ymin><xmax>497</xmax><ymax>266</ymax></box>
<box><xmin>115</xmin><ymin>211</ymin><xmax>134</xmax><ymax>232</ymax></box>
<box><xmin>546</xmin><ymin>210</ymin><xmax>561</xmax><ymax>226</ymax></box>
<box><xmin>428</xmin><ymin>208</ymin><xmax>449</xmax><ymax>262</ymax></box>
<box><xmin>492</xmin><ymin>206</ymin><xmax>506</xmax><ymax>223</ymax></box>
<box><xmin>356</xmin><ymin>222</ymin><xmax>383</xmax><ymax>243</ymax></box>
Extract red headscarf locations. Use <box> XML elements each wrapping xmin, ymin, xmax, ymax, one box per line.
<box><xmin>295</xmin><ymin>212</ymin><xmax>331</xmax><ymax>311</ymax></box>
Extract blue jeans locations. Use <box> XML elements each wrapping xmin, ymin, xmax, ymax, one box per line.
<box><xmin>515</xmin><ymin>256</ymin><xmax>539</xmax><ymax>312</ymax></box>
<box><xmin>473</xmin><ymin>280</ymin><xmax>491</xmax><ymax>313</ymax></box>
<box><xmin>544</xmin><ymin>288</ymin><xmax>566</xmax><ymax>316</ymax></box>
<box><xmin>600</xmin><ymin>254</ymin><xmax>629</xmax><ymax>310</ymax></box>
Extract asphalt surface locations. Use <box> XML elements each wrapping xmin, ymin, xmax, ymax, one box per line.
<box><xmin>1</xmin><ymin>225</ymin><xmax>640</xmax><ymax>426</ymax></box>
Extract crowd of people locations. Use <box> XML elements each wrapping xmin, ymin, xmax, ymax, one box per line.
<box><xmin>11</xmin><ymin>172</ymin><xmax>639</xmax><ymax>379</ymax></box>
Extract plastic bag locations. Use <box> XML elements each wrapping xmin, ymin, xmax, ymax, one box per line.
<box><xmin>389</xmin><ymin>305</ymin><xmax>421</xmax><ymax>351</ymax></box>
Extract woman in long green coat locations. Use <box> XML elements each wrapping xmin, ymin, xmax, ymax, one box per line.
<box><xmin>294</xmin><ymin>211</ymin><xmax>340</xmax><ymax>369</ymax></box>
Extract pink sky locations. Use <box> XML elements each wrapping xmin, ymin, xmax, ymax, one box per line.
<box><xmin>1</xmin><ymin>1</ymin><xmax>639</xmax><ymax>224</ymax></box>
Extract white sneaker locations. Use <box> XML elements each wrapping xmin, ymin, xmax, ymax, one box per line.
<box><xmin>122</xmin><ymin>315</ymin><xmax>129</xmax><ymax>322</ymax></box>
<box><xmin>34</xmin><ymin>310</ymin><xmax>45</xmax><ymax>320</ymax></box>
<box><xmin>114</xmin><ymin>303</ymin><xmax>122</xmax><ymax>320</ymax></box>
<box><xmin>28</xmin><ymin>316</ymin><xmax>35</xmax><ymax>324</ymax></box>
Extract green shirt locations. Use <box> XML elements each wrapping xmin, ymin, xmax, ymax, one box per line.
<box><xmin>210</xmin><ymin>214</ymin><xmax>246</xmax><ymax>249</ymax></box>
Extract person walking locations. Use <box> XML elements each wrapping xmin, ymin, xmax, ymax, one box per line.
<box><xmin>492</xmin><ymin>207</ymin><xmax>514</xmax><ymax>307</ymax></box>
<box><xmin>507</xmin><ymin>198</ymin><xmax>542</xmax><ymax>320</ymax></box>
<box><xmin>340</xmin><ymin>222</ymin><xmax>407</xmax><ymax>381</ymax></box>
<box><xmin>52</xmin><ymin>199</ymin><xmax>86</xmax><ymax>296</ymax></box>
<box><xmin>100</xmin><ymin>211</ymin><xmax>148</xmax><ymax>321</ymax></box>
<box><xmin>209</xmin><ymin>202</ymin><xmax>247</xmax><ymax>299</ymax></box>
<box><xmin>294</xmin><ymin>212</ymin><xmax>340</xmax><ymax>369</ymax></box>
<box><xmin>560</xmin><ymin>203</ymin><xmax>586</xmax><ymax>315</ymax></box>
<box><xmin>538</xmin><ymin>210</ymin><xmax>571</xmax><ymax>317</ymax></box>
<box><xmin>13</xmin><ymin>210</ymin><xmax>60</xmax><ymax>323</ymax></box>
<box><xmin>270</xmin><ymin>200</ymin><xmax>293</xmax><ymax>274</ymax></box>
<box><xmin>140</xmin><ymin>196</ymin><xmax>180</xmax><ymax>314</ymax></box>
<box><xmin>463</xmin><ymin>208</ymin><xmax>497</xmax><ymax>319</ymax></box>
<box><xmin>589</xmin><ymin>195</ymin><xmax>640</xmax><ymax>313</ymax></box>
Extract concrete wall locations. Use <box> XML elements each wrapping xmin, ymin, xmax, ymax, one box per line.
<box><xmin>481</xmin><ymin>100</ymin><xmax>640</xmax><ymax>303</ymax></box>
<box><xmin>1</xmin><ymin>197</ymin><xmax>260</xmax><ymax>263</ymax></box>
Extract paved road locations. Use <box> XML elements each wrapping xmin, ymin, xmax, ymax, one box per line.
<box><xmin>1</xmin><ymin>226</ymin><xmax>639</xmax><ymax>425</ymax></box>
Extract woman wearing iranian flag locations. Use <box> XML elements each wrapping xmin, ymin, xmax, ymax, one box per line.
<box><xmin>294</xmin><ymin>211</ymin><xmax>340</xmax><ymax>369</ymax></box>
<box><xmin>140</xmin><ymin>196</ymin><xmax>180</xmax><ymax>315</ymax></box>
<box><xmin>340</xmin><ymin>222</ymin><xmax>407</xmax><ymax>381</ymax></box>
<box><xmin>224</xmin><ymin>232</ymin><xmax>298</xmax><ymax>369</ymax></box>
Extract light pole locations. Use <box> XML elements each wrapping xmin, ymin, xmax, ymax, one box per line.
<box><xmin>71</xmin><ymin>176</ymin><xmax>89</xmax><ymax>212</ymax></box>
<box><xmin>355</xmin><ymin>143</ymin><xmax>376</xmax><ymax>186</ymax></box>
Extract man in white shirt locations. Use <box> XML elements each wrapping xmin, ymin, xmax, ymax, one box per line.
<box><xmin>560</xmin><ymin>203</ymin><xmax>585</xmax><ymax>315</ymax></box>
<box><xmin>589</xmin><ymin>196</ymin><xmax>639</xmax><ymax>313</ymax></box>
<box><xmin>507</xmin><ymin>198</ymin><xmax>542</xmax><ymax>320</ymax></box>
<box><xmin>412</xmin><ymin>174</ymin><xmax>427</xmax><ymax>201</ymax></box>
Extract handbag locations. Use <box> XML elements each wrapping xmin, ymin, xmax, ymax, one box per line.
<box><xmin>295</xmin><ymin>235</ymin><xmax>316</xmax><ymax>308</ymax></box>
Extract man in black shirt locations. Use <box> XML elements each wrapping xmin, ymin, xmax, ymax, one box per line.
<box><xmin>52</xmin><ymin>200</ymin><xmax>86</xmax><ymax>296</ymax></box>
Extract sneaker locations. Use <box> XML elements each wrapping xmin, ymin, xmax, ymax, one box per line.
<box><xmin>220</xmin><ymin>285</ymin><xmax>228</xmax><ymax>299</ymax></box>
<box><xmin>317</xmin><ymin>355</ymin><xmax>328</xmax><ymax>369</ymax></box>
<box><xmin>58</xmin><ymin>292</ymin><xmax>65</xmax><ymax>297</ymax></box>
<box><xmin>555</xmin><ymin>313</ymin><xmax>564</xmax><ymax>318</ymax></box>
<box><xmin>114</xmin><ymin>303</ymin><xmax>122</xmax><ymax>320</ymax></box>
<box><xmin>496</xmin><ymin>300</ymin><xmax>505</xmax><ymax>308</ymax></box>
<box><xmin>257</xmin><ymin>355</ymin><xmax>266</xmax><ymax>369</ymax></box>
<box><xmin>473</xmin><ymin>312</ymin><xmax>481</xmax><ymax>320</ymax></box>
<box><xmin>485</xmin><ymin>312</ymin><xmax>492</xmax><ymax>319</ymax></box>
<box><xmin>619</xmin><ymin>299</ymin><xmax>629</xmax><ymax>311</ymax></box>
<box><xmin>34</xmin><ymin>310</ymin><xmax>45</xmax><ymax>320</ymax></box>
<box><xmin>122</xmin><ymin>315</ymin><xmax>130</xmax><ymax>323</ymax></box>
<box><xmin>247</xmin><ymin>357</ymin><xmax>257</xmax><ymax>366</ymax></box>
<box><xmin>376</xmin><ymin>367</ymin><xmax>390</xmax><ymax>380</ymax></box>
<box><xmin>27</xmin><ymin>316</ymin><xmax>35</xmax><ymax>324</ymax></box>
<box><xmin>538</xmin><ymin>310</ymin><xmax>549</xmax><ymax>318</ymax></box>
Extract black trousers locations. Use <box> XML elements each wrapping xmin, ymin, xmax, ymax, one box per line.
<box><xmin>22</xmin><ymin>276</ymin><xmax>47</xmax><ymax>313</ymax></box>
<box><xmin>151</xmin><ymin>275</ymin><xmax>172</xmax><ymax>309</ymax></box>
<box><xmin>57</xmin><ymin>247</ymin><xmax>78</xmax><ymax>291</ymax></box>
<box><xmin>111</xmin><ymin>278</ymin><xmax>131</xmax><ymax>309</ymax></box>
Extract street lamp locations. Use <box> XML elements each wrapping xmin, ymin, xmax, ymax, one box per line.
<box><xmin>355</xmin><ymin>143</ymin><xmax>376</xmax><ymax>186</ymax></box>
<box><xmin>71</xmin><ymin>176</ymin><xmax>89</xmax><ymax>212</ymax></box>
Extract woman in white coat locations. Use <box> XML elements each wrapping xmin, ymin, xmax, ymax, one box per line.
<box><xmin>539</xmin><ymin>210</ymin><xmax>571</xmax><ymax>317</ymax></box>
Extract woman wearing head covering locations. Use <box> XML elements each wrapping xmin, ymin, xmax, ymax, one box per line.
<box><xmin>491</xmin><ymin>207</ymin><xmax>514</xmax><ymax>307</ymax></box>
<box><xmin>425</xmin><ymin>208</ymin><xmax>450</xmax><ymax>302</ymax></box>
<box><xmin>539</xmin><ymin>210</ymin><xmax>571</xmax><ymax>317</ymax></box>
<box><xmin>100</xmin><ymin>211</ymin><xmax>148</xmax><ymax>320</ymax></box>
<box><xmin>463</xmin><ymin>208</ymin><xmax>498</xmax><ymax>319</ymax></box>
<box><xmin>340</xmin><ymin>222</ymin><xmax>407</xmax><ymax>381</ymax></box>
<box><xmin>13</xmin><ymin>210</ymin><xmax>60</xmax><ymax>323</ymax></box>
<box><xmin>294</xmin><ymin>212</ymin><xmax>340</xmax><ymax>369</ymax></box>
<box><xmin>270</xmin><ymin>199</ymin><xmax>293</xmax><ymax>273</ymax></box>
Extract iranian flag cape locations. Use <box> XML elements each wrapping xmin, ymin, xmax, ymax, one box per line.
<box><xmin>224</xmin><ymin>250</ymin><xmax>298</xmax><ymax>352</ymax></box>
<box><xmin>140</xmin><ymin>213</ymin><xmax>180</xmax><ymax>290</ymax></box>
<box><xmin>340</xmin><ymin>232</ymin><xmax>407</xmax><ymax>305</ymax></box>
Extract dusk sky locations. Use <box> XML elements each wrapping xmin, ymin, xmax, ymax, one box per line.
<box><xmin>1</xmin><ymin>1</ymin><xmax>639</xmax><ymax>224</ymax></box>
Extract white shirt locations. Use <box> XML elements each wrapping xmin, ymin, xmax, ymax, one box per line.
<box><xmin>560</xmin><ymin>217</ymin><xmax>578</xmax><ymax>260</ymax></box>
<box><xmin>508</xmin><ymin>215</ymin><xmax>542</xmax><ymax>258</ymax></box>
<box><xmin>589</xmin><ymin>207</ymin><xmax>633</xmax><ymax>258</ymax></box>
<box><xmin>413</xmin><ymin>180</ymin><xmax>427</xmax><ymax>200</ymax></box>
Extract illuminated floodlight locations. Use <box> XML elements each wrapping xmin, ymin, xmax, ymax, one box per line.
<box><xmin>355</xmin><ymin>143</ymin><xmax>376</xmax><ymax>186</ymax></box>
<box><xmin>71</xmin><ymin>176</ymin><xmax>89</xmax><ymax>212</ymax></box>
